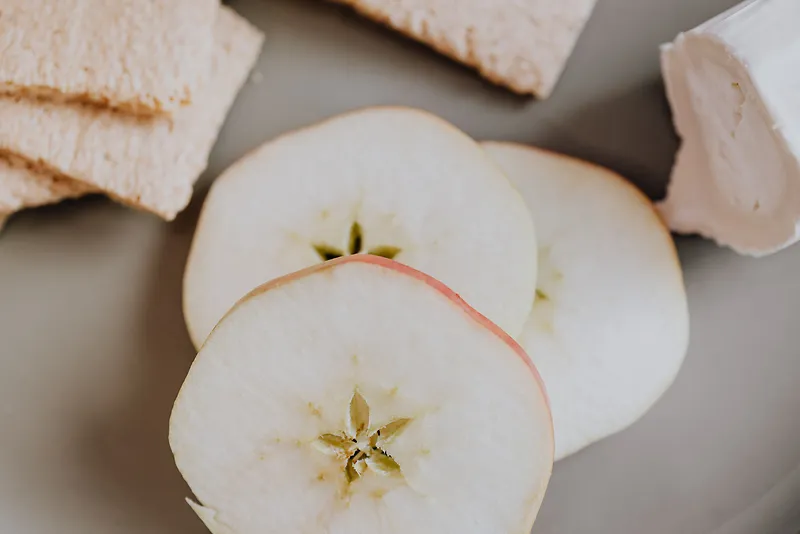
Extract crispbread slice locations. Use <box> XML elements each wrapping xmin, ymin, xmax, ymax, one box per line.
<box><xmin>0</xmin><ymin>6</ymin><xmax>264</xmax><ymax>221</ymax></box>
<box><xmin>0</xmin><ymin>0</ymin><xmax>219</xmax><ymax>116</ymax></box>
<box><xmin>0</xmin><ymin>158</ymin><xmax>87</xmax><ymax>226</ymax></box>
<box><xmin>332</xmin><ymin>0</ymin><xmax>597</xmax><ymax>98</ymax></box>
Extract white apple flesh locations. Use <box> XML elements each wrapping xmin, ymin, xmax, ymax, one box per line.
<box><xmin>170</xmin><ymin>255</ymin><xmax>554</xmax><ymax>534</ymax></box>
<box><xmin>483</xmin><ymin>142</ymin><xmax>690</xmax><ymax>460</ymax></box>
<box><xmin>183</xmin><ymin>107</ymin><xmax>537</xmax><ymax>348</ymax></box>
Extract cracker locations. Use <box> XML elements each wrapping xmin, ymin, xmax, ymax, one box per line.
<box><xmin>0</xmin><ymin>6</ymin><xmax>264</xmax><ymax>221</ymax></box>
<box><xmin>332</xmin><ymin>0</ymin><xmax>598</xmax><ymax>98</ymax></box>
<box><xmin>0</xmin><ymin>0</ymin><xmax>220</xmax><ymax>116</ymax></box>
<box><xmin>0</xmin><ymin>158</ymin><xmax>87</xmax><ymax>223</ymax></box>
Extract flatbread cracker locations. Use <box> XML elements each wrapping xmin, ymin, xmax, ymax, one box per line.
<box><xmin>0</xmin><ymin>0</ymin><xmax>220</xmax><ymax>116</ymax></box>
<box><xmin>332</xmin><ymin>0</ymin><xmax>598</xmax><ymax>98</ymax></box>
<box><xmin>0</xmin><ymin>6</ymin><xmax>264</xmax><ymax>221</ymax></box>
<box><xmin>0</xmin><ymin>158</ymin><xmax>87</xmax><ymax>225</ymax></box>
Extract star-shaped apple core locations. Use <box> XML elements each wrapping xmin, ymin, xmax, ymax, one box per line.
<box><xmin>313</xmin><ymin>222</ymin><xmax>401</xmax><ymax>262</ymax></box>
<box><xmin>313</xmin><ymin>389</ymin><xmax>411</xmax><ymax>484</ymax></box>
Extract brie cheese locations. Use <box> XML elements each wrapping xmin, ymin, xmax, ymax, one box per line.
<box><xmin>658</xmin><ymin>0</ymin><xmax>800</xmax><ymax>256</ymax></box>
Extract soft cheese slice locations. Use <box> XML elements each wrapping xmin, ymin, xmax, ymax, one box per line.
<box><xmin>332</xmin><ymin>0</ymin><xmax>598</xmax><ymax>98</ymax></box>
<box><xmin>170</xmin><ymin>255</ymin><xmax>553</xmax><ymax>534</ymax></box>
<box><xmin>658</xmin><ymin>0</ymin><xmax>800</xmax><ymax>256</ymax></box>
<box><xmin>483</xmin><ymin>142</ymin><xmax>689</xmax><ymax>460</ymax></box>
<box><xmin>183</xmin><ymin>107</ymin><xmax>537</xmax><ymax>347</ymax></box>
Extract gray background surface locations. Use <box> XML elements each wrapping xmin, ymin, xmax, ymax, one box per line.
<box><xmin>1</xmin><ymin>0</ymin><xmax>799</xmax><ymax>532</ymax></box>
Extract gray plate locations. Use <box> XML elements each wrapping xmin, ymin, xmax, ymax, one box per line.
<box><xmin>1</xmin><ymin>0</ymin><xmax>799</xmax><ymax>532</ymax></box>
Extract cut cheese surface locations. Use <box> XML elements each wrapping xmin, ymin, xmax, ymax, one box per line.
<box><xmin>658</xmin><ymin>0</ymin><xmax>800</xmax><ymax>256</ymax></box>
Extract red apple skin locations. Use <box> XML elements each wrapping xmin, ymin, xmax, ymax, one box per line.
<box><xmin>179</xmin><ymin>253</ymin><xmax>554</xmax><ymax>534</ymax></box>
<box><xmin>207</xmin><ymin>254</ymin><xmax>553</xmax><ymax>440</ymax></box>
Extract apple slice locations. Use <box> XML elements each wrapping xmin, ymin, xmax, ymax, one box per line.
<box><xmin>483</xmin><ymin>142</ymin><xmax>689</xmax><ymax>460</ymax></box>
<box><xmin>183</xmin><ymin>107</ymin><xmax>537</xmax><ymax>348</ymax></box>
<box><xmin>170</xmin><ymin>255</ymin><xmax>554</xmax><ymax>534</ymax></box>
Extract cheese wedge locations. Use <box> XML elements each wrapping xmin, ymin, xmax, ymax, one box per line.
<box><xmin>658</xmin><ymin>0</ymin><xmax>800</xmax><ymax>256</ymax></box>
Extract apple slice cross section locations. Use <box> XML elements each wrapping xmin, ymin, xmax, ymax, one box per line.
<box><xmin>169</xmin><ymin>255</ymin><xmax>553</xmax><ymax>534</ymax></box>
<box><xmin>312</xmin><ymin>221</ymin><xmax>402</xmax><ymax>262</ymax></box>
<box><xmin>183</xmin><ymin>107</ymin><xmax>537</xmax><ymax>348</ymax></box>
<box><xmin>483</xmin><ymin>142</ymin><xmax>690</xmax><ymax>461</ymax></box>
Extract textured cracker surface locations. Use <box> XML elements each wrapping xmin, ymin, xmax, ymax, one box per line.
<box><xmin>0</xmin><ymin>159</ymin><xmax>86</xmax><ymax>215</ymax></box>
<box><xmin>0</xmin><ymin>7</ymin><xmax>264</xmax><ymax>221</ymax></box>
<box><xmin>0</xmin><ymin>0</ymin><xmax>219</xmax><ymax>115</ymax></box>
<box><xmin>333</xmin><ymin>0</ymin><xmax>598</xmax><ymax>98</ymax></box>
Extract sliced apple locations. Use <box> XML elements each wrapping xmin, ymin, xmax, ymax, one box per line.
<box><xmin>170</xmin><ymin>255</ymin><xmax>553</xmax><ymax>534</ymax></box>
<box><xmin>183</xmin><ymin>107</ymin><xmax>537</xmax><ymax>348</ymax></box>
<box><xmin>483</xmin><ymin>142</ymin><xmax>689</xmax><ymax>460</ymax></box>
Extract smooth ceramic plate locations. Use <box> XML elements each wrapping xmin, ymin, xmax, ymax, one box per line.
<box><xmin>1</xmin><ymin>1</ymin><xmax>799</xmax><ymax>533</ymax></box>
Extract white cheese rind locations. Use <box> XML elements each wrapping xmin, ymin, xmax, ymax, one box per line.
<box><xmin>658</xmin><ymin>0</ymin><xmax>800</xmax><ymax>256</ymax></box>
